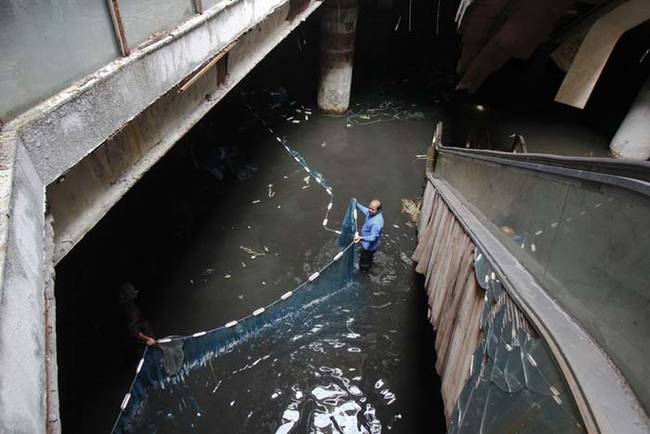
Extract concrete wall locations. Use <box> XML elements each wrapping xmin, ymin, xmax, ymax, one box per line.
<box><xmin>48</xmin><ymin>0</ymin><xmax>323</xmax><ymax>263</ymax></box>
<box><xmin>0</xmin><ymin>140</ymin><xmax>47</xmax><ymax>434</ymax></box>
<box><xmin>0</xmin><ymin>0</ymin><xmax>322</xmax><ymax>431</ymax></box>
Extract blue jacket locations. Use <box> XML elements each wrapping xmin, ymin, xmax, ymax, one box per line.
<box><xmin>356</xmin><ymin>202</ymin><xmax>384</xmax><ymax>251</ymax></box>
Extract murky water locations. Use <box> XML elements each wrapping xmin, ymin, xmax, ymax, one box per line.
<box><xmin>55</xmin><ymin>70</ymin><xmax>444</xmax><ymax>432</ymax></box>
<box><xmin>116</xmin><ymin>85</ymin><xmax>441</xmax><ymax>431</ymax></box>
<box><xmin>49</xmin><ymin>2</ymin><xmax>623</xmax><ymax>431</ymax></box>
<box><xmin>129</xmin><ymin>274</ymin><xmax>414</xmax><ymax>433</ymax></box>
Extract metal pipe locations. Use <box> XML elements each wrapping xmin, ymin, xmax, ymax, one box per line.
<box><xmin>178</xmin><ymin>41</ymin><xmax>236</xmax><ymax>94</ymax></box>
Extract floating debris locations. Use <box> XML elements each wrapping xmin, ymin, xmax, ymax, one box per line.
<box><xmin>346</xmin><ymin>100</ymin><xmax>425</xmax><ymax>128</ymax></box>
<box><xmin>252</xmin><ymin>200</ymin><xmax>261</xmax><ymax>204</ymax></box>
<box><xmin>225</xmin><ymin>274</ymin><xmax>231</xmax><ymax>279</ymax></box>
<box><xmin>400</xmin><ymin>198</ymin><xmax>421</xmax><ymax>223</ymax></box>
<box><xmin>240</xmin><ymin>246</ymin><xmax>266</xmax><ymax>257</ymax></box>
<box><xmin>268</xmin><ymin>184</ymin><xmax>275</xmax><ymax>198</ymax></box>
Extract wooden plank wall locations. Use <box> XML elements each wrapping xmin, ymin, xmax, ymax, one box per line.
<box><xmin>412</xmin><ymin>181</ymin><xmax>486</xmax><ymax>420</ymax></box>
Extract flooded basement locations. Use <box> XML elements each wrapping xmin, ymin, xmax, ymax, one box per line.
<box><xmin>51</xmin><ymin>4</ymin><xmax>636</xmax><ymax>432</ymax></box>
<box><xmin>54</xmin><ymin>36</ymin><xmax>446</xmax><ymax>432</ymax></box>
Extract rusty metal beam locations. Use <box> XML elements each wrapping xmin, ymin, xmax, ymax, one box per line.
<box><xmin>194</xmin><ymin>0</ymin><xmax>204</xmax><ymax>14</ymax></box>
<box><xmin>107</xmin><ymin>0</ymin><xmax>130</xmax><ymax>57</ymax></box>
<box><xmin>177</xmin><ymin>41</ymin><xmax>237</xmax><ymax>94</ymax></box>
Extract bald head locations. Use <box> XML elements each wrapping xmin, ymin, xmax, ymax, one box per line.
<box><xmin>369</xmin><ymin>199</ymin><xmax>382</xmax><ymax>215</ymax></box>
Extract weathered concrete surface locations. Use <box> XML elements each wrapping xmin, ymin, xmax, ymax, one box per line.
<box><xmin>0</xmin><ymin>140</ymin><xmax>47</xmax><ymax>434</ymax></box>
<box><xmin>317</xmin><ymin>0</ymin><xmax>358</xmax><ymax>113</ymax></box>
<box><xmin>554</xmin><ymin>0</ymin><xmax>650</xmax><ymax>109</ymax></box>
<box><xmin>0</xmin><ymin>0</ymin><xmax>323</xmax><ymax>432</ymax></box>
<box><xmin>14</xmin><ymin>0</ymin><xmax>304</xmax><ymax>187</ymax></box>
<box><xmin>48</xmin><ymin>0</ymin><xmax>323</xmax><ymax>263</ymax></box>
<box><xmin>43</xmin><ymin>215</ymin><xmax>60</xmax><ymax>434</ymax></box>
<box><xmin>610</xmin><ymin>75</ymin><xmax>650</xmax><ymax>160</ymax></box>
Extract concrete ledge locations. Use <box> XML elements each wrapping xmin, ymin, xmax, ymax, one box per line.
<box><xmin>48</xmin><ymin>0</ymin><xmax>323</xmax><ymax>263</ymax></box>
<box><xmin>9</xmin><ymin>0</ymin><xmax>299</xmax><ymax>186</ymax></box>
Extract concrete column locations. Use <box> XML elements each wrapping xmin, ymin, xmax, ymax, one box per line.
<box><xmin>317</xmin><ymin>0</ymin><xmax>359</xmax><ymax>114</ymax></box>
<box><xmin>610</xmin><ymin>76</ymin><xmax>650</xmax><ymax>160</ymax></box>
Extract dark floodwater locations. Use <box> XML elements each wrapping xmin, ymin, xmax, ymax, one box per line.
<box><xmin>128</xmin><ymin>256</ymin><xmax>425</xmax><ymax>434</ymax></box>
<box><xmin>52</xmin><ymin>1</ymin><xmax>627</xmax><ymax>430</ymax></box>
<box><xmin>55</xmin><ymin>70</ymin><xmax>445</xmax><ymax>432</ymax></box>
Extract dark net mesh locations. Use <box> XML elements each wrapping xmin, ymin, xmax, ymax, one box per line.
<box><xmin>112</xmin><ymin>201</ymin><xmax>357</xmax><ymax>433</ymax></box>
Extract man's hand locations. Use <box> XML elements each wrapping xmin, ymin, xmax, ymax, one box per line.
<box><xmin>353</xmin><ymin>233</ymin><xmax>361</xmax><ymax>243</ymax></box>
<box><xmin>138</xmin><ymin>332</ymin><xmax>157</xmax><ymax>346</ymax></box>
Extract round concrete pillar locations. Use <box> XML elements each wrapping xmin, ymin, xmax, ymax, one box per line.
<box><xmin>610</xmin><ymin>76</ymin><xmax>650</xmax><ymax>160</ymax></box>
<box><xmin>317</xmin><ymin>0</ymin><xmax>359</xmax><ymax>114</ymax></box>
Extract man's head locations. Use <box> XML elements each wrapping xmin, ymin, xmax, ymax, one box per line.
<box><xmin>119</xmin><ymin>282</ymin><xmax>139</xmax><ymax>303</ymax></box>
<box><xmin>369</xmin><ymin>199</ymin><xmax>382</xmax><ymax>215</ymax></box>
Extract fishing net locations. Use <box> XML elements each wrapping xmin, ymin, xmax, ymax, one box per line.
<box><xmin>112</xmin><ymin>200</ymin><xmax>358</xmax><ymax>433</ymax></box>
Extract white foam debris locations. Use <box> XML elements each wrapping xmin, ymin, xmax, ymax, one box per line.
<box><xmin>349</xmin><ymin>385</ymin><xmax>363</xmax><ymax>396</ymax></box>
<box><xmin>120</xmin><ymin>393</ymin><xmax>131</xmax><ymax>410</ymax></box>
<box><xmin>526</xmin><ymin>354</ymin><xmax>537</xmax><ymax>367</ymax></box>
<box><xmin>253</xmin><ymin>307</ymin><xmax>265</xmax><ymax>316</ymax></box>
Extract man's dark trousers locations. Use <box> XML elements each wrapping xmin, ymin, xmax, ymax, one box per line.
<box><xmin>360</xmin><ymin>248</ymin><xmax>375</xmax><ymax>273</ymax></box>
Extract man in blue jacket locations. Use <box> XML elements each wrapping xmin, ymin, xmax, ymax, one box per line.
<box><xmin>354</xmin><ymin>199</ymin><xmax>384</xmax><ymax>273</ymax></box>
